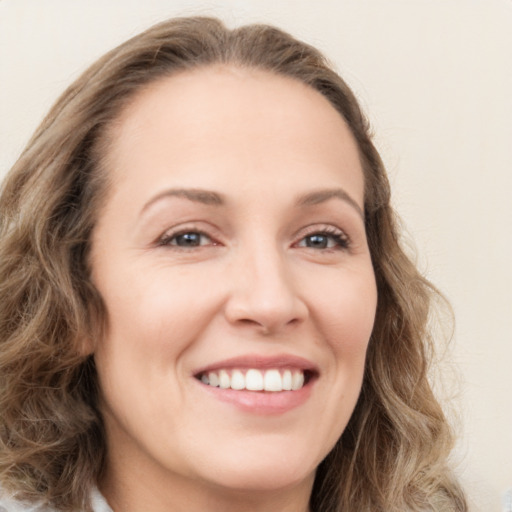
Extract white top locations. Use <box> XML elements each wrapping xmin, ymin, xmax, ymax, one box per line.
<box><xmin>0</xmin><ymin>487</ymin><xmax>112</xmax><ymax>512</ymax></box>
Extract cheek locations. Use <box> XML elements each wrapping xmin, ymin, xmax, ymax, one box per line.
<box><xmin>301</xmin><ymin>265</ymin><xmax>376</xmax><ymax>446</ymax></box>
<box><xmin>310</xmin><ymin>266</ymin><xmax>377</xmax><ymax>355</ymax></box>
<box><xmin>93</xmin><ymin>264</ymin><xmax>228</xmax><ymax>376</ymax></box>
<box><xmin>92</xmin><ymin>272</ymin><xmax>196</xmax><ymax>427</ymax></box>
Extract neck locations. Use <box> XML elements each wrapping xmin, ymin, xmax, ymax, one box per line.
<box><xmin>100</xmin><ymin>470</ymin><xmax>313</xmax><ymax>512</ymax></box>
<box><xmin>100</xmin><ymin>456</ymin><xmax>314</xmax><ymax>512</ymax></box>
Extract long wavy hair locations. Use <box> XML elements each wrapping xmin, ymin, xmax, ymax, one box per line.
<box><xmin>0</xmin><ymin>16</ymin><xmax>466</xmax><ymax>512</ymax></box>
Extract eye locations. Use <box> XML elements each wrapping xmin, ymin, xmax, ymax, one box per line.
<box><xmin>296</xmin><ymin>229</ymin><xmax>349</xmax><ymax>250</ymax></box>
<box><xmin>159</xmin><ymin>230</ymin><xmax>213</xmax><ymax>248</ymax></box>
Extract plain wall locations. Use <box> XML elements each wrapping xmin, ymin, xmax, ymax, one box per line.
<box><xmin>1</xmin><ymin>1</ymin><xmax>511</xmax><ymax>510</ymax></box>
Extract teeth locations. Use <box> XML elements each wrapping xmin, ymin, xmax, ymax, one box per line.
<box><xmin>200</xmin><ymin>368</ymin><xmax>306</xmax><ymax>392</ymax></box>
<box><xmin>292</xmin><ymin>371</ymin><xmax>304</xmax><ymax>391</ymax></box>
<box><xmin>208</xmin><ymin>372</ymin><xmax>219</xmax><ymax>387</ymax></box>
<box><xmin>219</xmin><ymin>370</ymin><xmax>230</xmax><ymax>389</ymax></box>
<box><xmin>230</xmin><ymin>370</ymin><xmax>245</xmax><ymax>390</ymax></box>
<box><xmin>282</xmin><ymin>369</ymin><xmax>292</xmax><ymax>391</ymax></box>
<box><xmin>264</xmin><ymin>369</ymin><xmax>282</xmax><ymax>391</ymax></box>
<box><xmin>245</xmin><ymin>369</ymin><xmax>264</xmax><ymax>391</ymax></box>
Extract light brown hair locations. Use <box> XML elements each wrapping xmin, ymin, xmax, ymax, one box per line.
<box><xmin>0</xmin><ymin>17</ymin><xmax>466</xmax><ymax>511</ymax></box>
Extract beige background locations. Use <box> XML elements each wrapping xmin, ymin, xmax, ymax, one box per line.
<box><xmin>1</xmin><ymin>1</ymin><xmax>511</xmax><ymax>510</ymax></box>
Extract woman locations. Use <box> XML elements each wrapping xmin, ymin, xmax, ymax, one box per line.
<box><xmin>0</xmin><ymin>17</ymin><xmax>466</xmax><ymax>512</ymax></box>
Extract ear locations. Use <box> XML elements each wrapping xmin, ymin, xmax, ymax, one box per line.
<box><xmin>77</xmin><ymin>286</ymin><xmax>107</xmax><ymax>356</ymax></box>
<box><xmin>77</xmin><ymin>335</ymin><xmax>97</xmax><ymax>357</ymax></box>
<box><xmin>75</xmin><ymin>310</ymin><xmax>105</xmax><ymax>357</ymax></box>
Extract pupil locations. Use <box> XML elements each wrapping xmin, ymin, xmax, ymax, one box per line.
<box><xmin>307</xmin><ymin>235</ymin><xmax>328</xmax><ymax>248</ymax></box>
<box><xmin>177</xmin><ymin>233</ymin><xmax>200</xmax><ymax>246</ymax></box>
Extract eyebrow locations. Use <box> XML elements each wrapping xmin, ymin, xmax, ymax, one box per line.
<box><xmin>296</xmin><ymin>188</ymin><xmax>364</xmax><ymax>219</ymax></box>
<box><xmin>140</xmin><ymin>186</ymin><xmax>364</xmax><ymax>219</ymax></box>
<box><xmin>141</xmin><ymin>188</ymin><xmax>225</xmax><ymax>214</ymax></box>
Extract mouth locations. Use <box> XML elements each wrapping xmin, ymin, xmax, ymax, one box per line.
<box><xmin>195</xmin><ymin>368</ymin><xmax>315</xmax><ymax>392</ymax></box>
<box><xmin>192</xmin><ymin>355</ymin><xmax>318</xmax><ymax>414</ymax></box>
<box><xmin>193</xmin><ymin>360</ymin><xmax>317</xmax><ymax>415</ymax></box>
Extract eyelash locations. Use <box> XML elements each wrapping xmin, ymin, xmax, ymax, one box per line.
<box><xmin>158</xmin><ymin>228</ymin><xmax>215</xmax><ymax>248</ymax></box>
<box><xmin>295</xmin><ymin>226</ymin><xmax>350</xmax><ymax>251</ymax></box>
<box><xmin>157</xmin><ymin>225</ymin><xmax>350</xmax><ymax>251</ymax></box>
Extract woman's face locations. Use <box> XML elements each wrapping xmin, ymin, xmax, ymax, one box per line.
<box><xmin>90</xmin><ymin>66</ymin><xmax>377</xmax><ymax>505</ymax></box>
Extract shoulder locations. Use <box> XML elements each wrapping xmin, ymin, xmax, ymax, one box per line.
<box><xmin>90</xmin><ymin>488</ymin><xmax>113</xmax><ymax>512</ymax></box>
<box><xmin>0</xmin><ymin>487</ymin><xmax>112</xmax><ymax>512</ymax></box>
<box><xmin>0</xmin><ymin>493</ymin><xmax>52</xmax><ymax>512</ymax></box>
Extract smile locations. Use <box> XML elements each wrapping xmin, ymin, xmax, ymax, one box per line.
<box><xmin>198</xmin><ymin>368</ymin><xmax>306</xmax><ymax>392</ymax></box>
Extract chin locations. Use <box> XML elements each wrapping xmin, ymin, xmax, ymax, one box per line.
<box><xmin>191</xmin><ymin>443</ymin><xmax>319</xmax><ymax>494</ymax></box>
<box><xmin>206</xmin><ymin>467</ymin><xmax>315</xmax><ymax>496</ymax></box>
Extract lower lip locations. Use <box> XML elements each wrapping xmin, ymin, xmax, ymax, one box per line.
<box><xmin>196</xmin><ymin>379</ymin><xmax>315</xmax><ymax>415</ymax></box>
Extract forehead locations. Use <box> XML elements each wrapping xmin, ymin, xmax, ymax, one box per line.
<box><xmin>103</xmin><ymin>65</ymin><xmax>365</xmax><ymax>207</ymax></box>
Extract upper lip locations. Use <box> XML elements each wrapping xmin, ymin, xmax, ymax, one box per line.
<box><xmin>192</xmin><ymin>353</ymin><xmax>319</xmax><ymax>377</ymax></box>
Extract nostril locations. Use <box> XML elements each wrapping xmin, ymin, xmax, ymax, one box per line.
<box><xmin>238</xmin><ymin>318</ymin><xmax>260</xmax><ymax>326</ymax></box>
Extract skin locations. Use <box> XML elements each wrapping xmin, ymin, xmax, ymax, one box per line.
<box><xmin>89</xmin><ymin>66</ymin><xmax>377</xmax><ymax>512</ymax></box>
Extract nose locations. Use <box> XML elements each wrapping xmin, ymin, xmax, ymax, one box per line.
<box><xmin>223</xmin><ymin>245</ymin><xmax>308</xmax><ymax>335</ymax></box>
